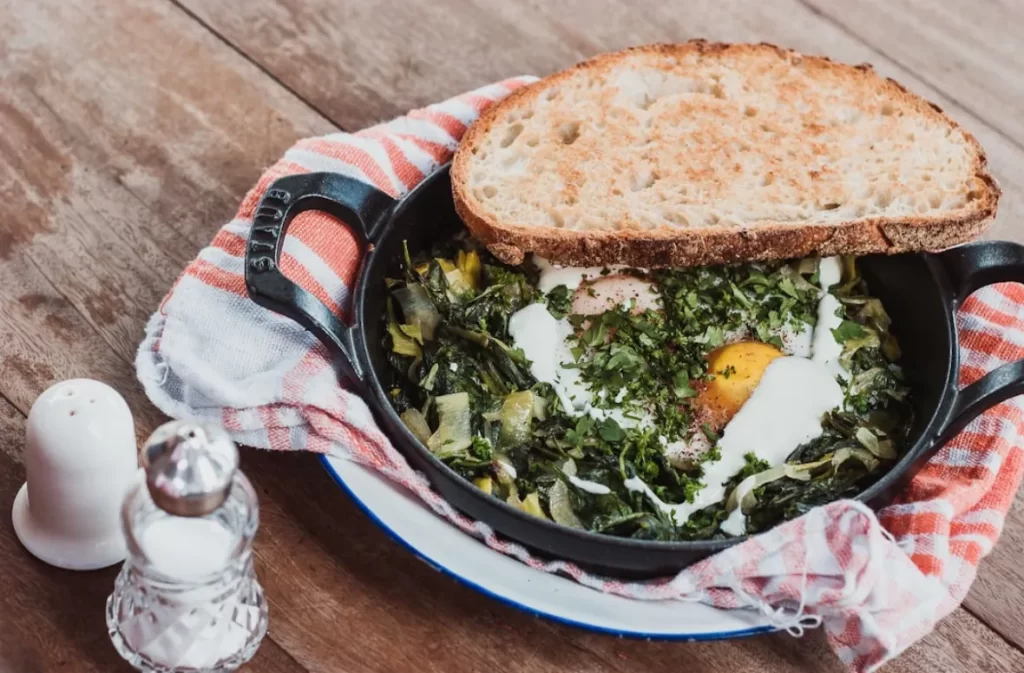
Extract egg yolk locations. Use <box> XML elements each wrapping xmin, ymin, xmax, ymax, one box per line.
<box><xmin>696</xmin><ymin>341</ymin><xmax>783</xmax><ymax>429</ymax></box>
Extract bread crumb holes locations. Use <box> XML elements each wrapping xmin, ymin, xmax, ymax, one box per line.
<box><xmin>500</xmin><ymin>123</ymin><xmax>524</xmax><ymax>148</ymax></box>
<box><xmin>557</xmin><ymin>121</ymin><xmax>581</xmax><ymax>145</ymax></box>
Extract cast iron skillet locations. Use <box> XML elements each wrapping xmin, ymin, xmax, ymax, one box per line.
<box><xmin>244</xmin><ymin>167</ymin><xmax>1024</xmax><ymax>577</ymax></box>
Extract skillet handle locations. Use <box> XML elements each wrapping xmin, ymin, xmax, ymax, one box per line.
<box><xmin>244</xmin><ymin>172</ymin><xmax>396</xmax><ymax>384</ymax></box>
<box><xmin>934</xmin><ymin>241</ymin><xmax>1024</xmax><ymax>443</ymax></box>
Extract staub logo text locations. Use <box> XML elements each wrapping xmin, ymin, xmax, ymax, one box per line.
<box><xmin>248</xmin><ymin>188</ymin><xmax>292</xmax><ymax>272</ymax></box>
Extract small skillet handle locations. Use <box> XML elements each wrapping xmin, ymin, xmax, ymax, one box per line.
<box><xmin>935</xmin><ymin>241</ymin><xmax>1024</xmax><ymax>443</ymax></box>
<box><xmin>244</xmin><ymin>172</ymin><xmax>396</xmax><ymax>384</ymax></box>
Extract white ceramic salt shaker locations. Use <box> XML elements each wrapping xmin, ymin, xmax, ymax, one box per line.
<box><xmin>12</xmin><ymin>379</ymin><xmax>137</xmax><ymax>570</ymax></box>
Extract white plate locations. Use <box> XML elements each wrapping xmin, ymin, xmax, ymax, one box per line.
<box><xmin>321</xmin><ymin>455</ymin><xmax>775</xmax><ymax>640</ymax></box>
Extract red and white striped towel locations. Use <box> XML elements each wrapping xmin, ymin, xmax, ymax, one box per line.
<box><xmin>137</xmin><ymin>78</ymin><xmax>1024</xmax><ymax>672</ymax></box>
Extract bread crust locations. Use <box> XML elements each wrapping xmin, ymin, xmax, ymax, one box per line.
<box><xmin>452</xmin><ymin>41</ymin><xmax>1000</xmax><ymax>267</ymax></box>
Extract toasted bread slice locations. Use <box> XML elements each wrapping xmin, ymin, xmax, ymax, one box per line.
<box><xmin>452</xmin><ymin>42</ymin><xmax>1000</xmax><ymax>268</ymax></box>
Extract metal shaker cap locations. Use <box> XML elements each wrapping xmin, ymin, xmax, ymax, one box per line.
<box><xmin>141</xmin><ymin>421</ymin><xmax>239</xmax><ymax>517</ymax></box>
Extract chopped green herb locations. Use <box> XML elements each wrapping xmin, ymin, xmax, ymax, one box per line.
<box><xmin>545</xmin><ymin>285</ymin><xmax>572</xmax><ymax>319</ymax></box>
<box><xmin>383</xmin><ymin>235</ymin><xmax>912</xmax><ymax>541</ymax></box>
<box><xmin>737</xmin><ymin>452</ymin><xmax>771</xmax><ymax>480</ymax></box>
<box><xmin>673</xmin><ymin>370</ymin><xmax>697</xmax><ymax>399</ymax></box>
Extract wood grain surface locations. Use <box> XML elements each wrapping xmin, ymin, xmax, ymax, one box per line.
<box><xmin>1</xmin><ymin>0</ymin><xmax>1022</xmax><ymax>671</ymax></box>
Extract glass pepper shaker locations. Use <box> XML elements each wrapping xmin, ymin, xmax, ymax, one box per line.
<box><xmin>106</xmin><ymin>421</ymin><xmax>268</xmax><ymax>672</ymax></box>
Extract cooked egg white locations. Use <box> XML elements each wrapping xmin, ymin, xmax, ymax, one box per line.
<box><xmin>509</xmin><ymin>256</ymin><xmax>850</xmax><ymax>533</ymax></box>
<box><xmin>572</xmin><ymin>275</ymin><xmax>662</xmax><ymax>315</ymax></box>
<box><xmin>659</xmin><ymin>431</ymin><xmax>712</xmax><ymax>469</ymax></box>
<box><xmin>533</xmin><ymin>257</ymin><xmax>631</xmax><ymax>294</ymax></box>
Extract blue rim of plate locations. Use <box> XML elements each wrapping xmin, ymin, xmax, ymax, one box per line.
<box><xmin>318</xmin><ymin>454</ymin><xmax>775</xmax><ymax>641</ymax></box>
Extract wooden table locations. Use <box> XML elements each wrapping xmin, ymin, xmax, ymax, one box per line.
<box><xmin>2</xmin><ymin>0</ymin><xmax>1023</xmax><ymax>670</ymax></box>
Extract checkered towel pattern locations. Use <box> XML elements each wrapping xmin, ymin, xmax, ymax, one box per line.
<box><xmin>136</xmin><ymin>78</ymin><xmax>1024</xmax><ymax>672</ymax></box>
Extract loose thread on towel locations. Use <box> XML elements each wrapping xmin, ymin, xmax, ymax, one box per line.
<box><xmin>726</xmin><ymin>536</ymin><xmax>823</xmax><ymax>637</ymax></box>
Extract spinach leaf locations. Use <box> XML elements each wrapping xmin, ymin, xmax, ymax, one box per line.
<box><xmin>382</xmin><ymin>237</ymin><xmax>912</xmax><ymax>542</ymax></box>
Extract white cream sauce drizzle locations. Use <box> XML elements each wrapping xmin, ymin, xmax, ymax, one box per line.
<box><xmin>507</xmin><ymin>304</ymin><xmax>589</xmax><ymax>415</ymax></box>
<box><xmin>811</xmin><ymin>256</ymin><xmax>845</xmax><ymax>378</ymax></box>
<box><xmin>568</xmin><ymin>475</ymin><xmax>612</xmax><ymax>495</ymax></box>
<box><xmin>720</xmin><ymin>502</ymin><xmax>748</xmax><ymax>537</ymax></box>
<box><xmin>623</xmin><ymin>257</ymin><xmax>849</xmax><ymax>533</ymax></box>
<box><xmin>625</xmin><ymin>356</ymin><xmax>844</xmax><ymax>527</ymax></box>
<box><xmin>514</xmin><ymin>256</ymin><xmax>850</xmax><ymax>521</ymax></box>
<box><xmin>719</xmin><ymin>473</ymin><xmax>759</xmax><ymax>536</ymax></box>
<box><xmin>780</xmin><ymin>321</ymin><xmax>813</xmax><ymax>358</ymax></box>
<box><xmin>508</xmin><ymin>302</ymin><xmax>653</xmax><ymax>429</ymax></box>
